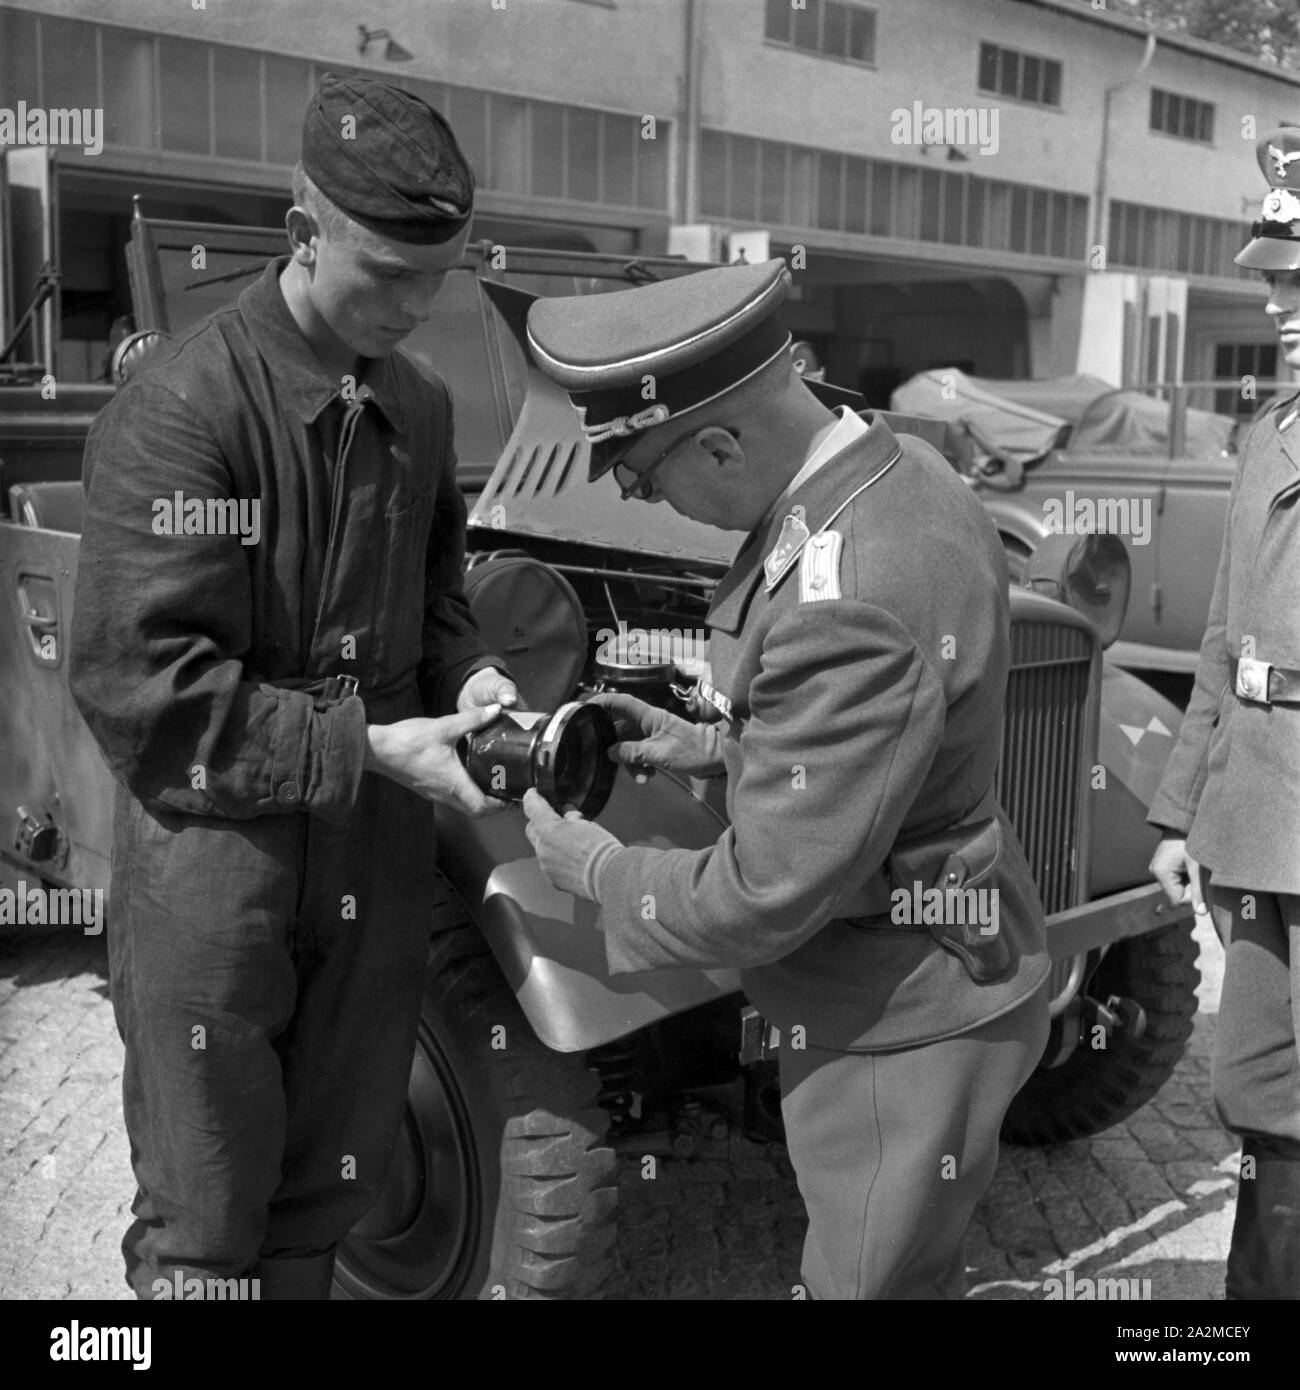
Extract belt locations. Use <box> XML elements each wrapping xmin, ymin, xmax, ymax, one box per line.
<box><xmin>1228</xmin><ymin>657</ymin><xmax>1300</xmax><ymax>706</ymax></box>
<box><xmin>275</xmin><ymin>673</ymin><xmax>360</xmax><ymax>709</ymax></box>
<box><xmin>837</xmin><ymin>786</ymin><xmax>1001</xmax><ymax>925</ymax></box>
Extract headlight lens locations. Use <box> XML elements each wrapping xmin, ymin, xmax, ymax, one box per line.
<box><xmin>1023</xmin><ymin>532</ymin><xmax>1132</xmax><ymax>649</ymax></box>
<box><xmin>460</xmin><ymin>701</ymin><xmax>617</xmax><ymax>819</ymax></box>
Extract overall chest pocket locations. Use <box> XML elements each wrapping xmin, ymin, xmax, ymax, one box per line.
<box><xmin>369</xmin><ymin>486</ymin><xmax>440</xmax><ymax>682</ymax></box>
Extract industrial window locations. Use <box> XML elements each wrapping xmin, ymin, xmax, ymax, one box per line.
<box><xmin>447</xmin><ymin>87</ymin><xmax>490</xmax><ymax>177</ymax></box>
<box><xmin>604</xmin><ymin>113</ymin><xmax>639</xmax><ymax>208</ymax></box>
<box><xmin>765</xmin><ymin>0</ymin><xmax>877</xmax><ymax>64</ymax></box>
<box><xmin>0</xmin><ymin>8</ymin><xmax>39</xmax><ymax>106</ymax></box>
<box><xmin>213</xmin><ymin>47</ymin><xmax>263</xmax><ymax>162</ymax></box>
<box><xmin>35</xmin><ymin>14</ymin><xmax>99</xmax><ymax>113</ymax></box>
<box><xmin>1150</xmin><ymin>88</ymin><xmax>1214</xmax><ymax>143</ymax></box>
<box><xmin>159</xmin><ymin>37</ymin><xmax>212</xmax><ymax>156</ymax></box>
<box><xmin>0</xmin><ymin>11</ymin><xmax>671</xmax><ymax>214</ymax></box>
<box><xmin>977</xmin><ymin>42</ymin><xmax>1062</xmax><ymax>107</ymax></box>
<box><xmin>700</xmin><ymin>129</ymin><xmax>1088</xmax><ymax>264</ymax></box>
<box><xmin>263</xmin><ymin>56</ymin><xmax>312</xmax><ymax>166</ymax></box>
<box><xmin>490</xmin><ymin>95</ymin><xmax>529</xmax><ymax>197</ymax></box>
<box><xmin>567</xmin><ymin>108</ymin><xmax>601</xmax><ymax>205</ymax></box>
<box><xmin>1108</xmin><ymin>200</ymin><xmax>1250</xmax><ymax>280</ymax></box>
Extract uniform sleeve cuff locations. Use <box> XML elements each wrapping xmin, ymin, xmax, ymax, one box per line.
<box><xmin>290</xmin><ymin>692</ymin><xmax>368</xmax><ymax>825</ymax></box>
<box><xmin>432</xmin><ymin>654</ymin><xmax>512</xmax><ymax>716</ymax></box>
<box><xmin>583</xmin><ymin>840</ymin><xmax>625</xmax><ymax>901</ymax></box>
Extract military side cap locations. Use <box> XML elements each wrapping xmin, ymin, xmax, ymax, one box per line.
<box><xmin>1238</xmin><ymin>126</ymin><xmax>1300</xmax><ymax>271</ymax></box>
<box><xmin>302</xmin><ymin>73</ymin><xmax>474</xmax><ymax>245</ymax></box>
<box><xmin>527</xmin><ymin>259</ymin><xmax>793</xmax><ymax>480</ymax></box>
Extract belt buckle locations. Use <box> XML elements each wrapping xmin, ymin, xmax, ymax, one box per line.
<box><xmin>336</xmin><ymin>674</ymin><xmax>359</xmax><ymax>700</ymax></box>
<box><xmin>1235</xmin><ymin>657</ymin><xmax>1272</xmax><ymax>703</ymax></box>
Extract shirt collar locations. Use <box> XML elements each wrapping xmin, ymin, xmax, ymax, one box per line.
<box><xmin>765</xmin><ymin>406</ymin><xmax>869</xmax><ymax>522</ymax></box>
<box><xmin>239</xmin><ymin>257</ymin><xmax>408</xmax><ymax>431</ymax></box>
<box><xmin>708</xmin><ymin>411</ymin><xmax>902</xmax><ymax>633</ymax></box>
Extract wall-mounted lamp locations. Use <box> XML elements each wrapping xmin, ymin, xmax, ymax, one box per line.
<box><xmin>919</xmin><ymin>144</ymin><xmax>969</xmax><ymax>162</ymax></box>
<box><xmin>358</xmin><ymin>25</ymin><xmax>414</xmax><ymax>62</ymax></box>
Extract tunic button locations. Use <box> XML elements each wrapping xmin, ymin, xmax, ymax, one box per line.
<box><xmin>276</xmin><ymin>782</ymin><xmax>300</xmax><ymax>804</ymax></box>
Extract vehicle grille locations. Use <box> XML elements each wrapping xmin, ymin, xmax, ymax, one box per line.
<box><xmin>996</xmin><ymin>621</ymin><xmax>1096</xmax><ymax>916</ymax></box>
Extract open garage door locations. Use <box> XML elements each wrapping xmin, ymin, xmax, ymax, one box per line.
<box><xmin>771</xmin><ymin>245</ymin><xmax>1045</xmax><ymax>406</ymax></box>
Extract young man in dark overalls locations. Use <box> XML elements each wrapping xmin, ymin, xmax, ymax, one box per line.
<box><xmin>71</xmin><ymin>74</ymin><xmax>516</xmax><ymax>1299</ymax></box>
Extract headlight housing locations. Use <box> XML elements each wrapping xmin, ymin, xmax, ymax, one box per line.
<box><xmin>1023</xmin><ymin>532</ymin><xmax>1132</xmax><ymax>649</ymax></box>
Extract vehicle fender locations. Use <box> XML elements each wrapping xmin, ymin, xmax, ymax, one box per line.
<box><xmin>978</xmin><ymin>495</ymin><xmax>1049</xmax><ymax>557</ymax></box>
<box><xmin>1090</xmin><ymin>661</ymin><xmax>1185</xmax><ymax>896</ymax></box>
<box><xmin>432</xmin><ymin>767</ymin><xmax>741</xmax><ymax>1052</ymax></box>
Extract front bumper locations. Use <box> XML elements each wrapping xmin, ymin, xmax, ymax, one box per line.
<box><xmin>1046</xmin><ymin>880</ymin><xmax>1193</xmax><ymax>959</ymax></box>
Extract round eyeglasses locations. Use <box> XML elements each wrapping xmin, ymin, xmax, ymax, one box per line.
<box><xmin>611</xmin><ymin>427</ymin><xmax>739</xmax><ymax>501</ymax></box>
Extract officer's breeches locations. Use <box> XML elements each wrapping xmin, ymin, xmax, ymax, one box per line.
<box><xmin>778</xmin><ymin>986</ymin><xmax>1049</xmax><ymax>1300</ymax></box>
<box><xmin>106</xmin><ymin>772</ymin><xmax>436</xmax><ymax>1299</ymax></box>
<box><xmin>1208</xmin><ymin>885</ymin><xmax>1300</xmax><ymax>1300</ymax></box>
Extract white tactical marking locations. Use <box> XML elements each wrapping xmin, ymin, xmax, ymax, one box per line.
<box><xmin>799</xmin><ymin>530</ymin><xmax>843</xmax><ymax>602</ymax></box>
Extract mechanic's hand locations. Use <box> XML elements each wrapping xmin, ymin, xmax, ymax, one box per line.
<box><xmin>587</xmin><ymin>692</ymin><xmax>723</xmax><ymax>780</ymax></box>
<box><xmin>1149</xmin><ymin>834</ymin><xmax>1207</xmax><ymax>915</ymax></box>
<box><xmin>366</xmin><ymin>705</ymin><xmax>511</xmax><ymax>816</ymax></box>
<box><xmin>457</xmin><ymin>666</ymin><xmax>519</xmax><ymax>714</ymax></box>
<box><xmin>522</xmin><ymin>788</ymin><xmax>625</xmax><ymax>901</ymax></box>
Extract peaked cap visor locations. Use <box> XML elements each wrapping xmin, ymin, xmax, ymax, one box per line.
<box><xmin>1236</xmin><ymin>228</ymin><xmax>1300</xmax><ymax>271</ymax></box>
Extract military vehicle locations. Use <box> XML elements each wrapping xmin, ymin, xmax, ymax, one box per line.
<box><xmin>893</xmin><ymin>366</ymin><xmax>1283</xmax><ymax>675</ymax></box>
<box><xmin>0</xmin><ymin>192</ymin><xmax>1196</xmax><ymax>1300</ymax></box>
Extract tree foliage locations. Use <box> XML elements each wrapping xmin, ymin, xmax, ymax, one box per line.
<box><xmin>1112</xmin><ymin>0</ymin><xmax>1300</xmax><ymax>66</ymax></box>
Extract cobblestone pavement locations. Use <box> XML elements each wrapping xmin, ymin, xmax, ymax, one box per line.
<box><xmin>1</xmin><ymin>914</ymin><xmax>1229</xmax><ymax>1301</ymax></box>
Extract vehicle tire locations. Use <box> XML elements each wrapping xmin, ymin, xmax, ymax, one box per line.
<box><xmin>1000</xmin><ymin>920</ymin><xmax>1199</xmax><ymax>1146</ymax></box>
<box><xmin>1002</xmin><ymin>536</ymin><xmax>1032</xmax><ymax>585</ymax></box>
<box><xmin>333</xmin><ymin>925</ymin><xmax>618</xmax><ymax>1299</ymax></box>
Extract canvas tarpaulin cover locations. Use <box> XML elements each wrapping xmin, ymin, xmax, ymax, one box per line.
<box><xmin>890</xmin><ymin>369</ymin><xmax>1112</xmax><ymax>465</ymax></box>
<box><xmin>891</xmin><ymin>368</ymin><xmax>1235</xmax><ymax>462</ymax></box>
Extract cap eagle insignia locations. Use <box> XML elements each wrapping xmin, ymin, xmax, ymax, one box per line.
<box><xmin>1268</xmin><ymin>143</ymin><xmax>1300</xmax><ymax>181</ymax></box>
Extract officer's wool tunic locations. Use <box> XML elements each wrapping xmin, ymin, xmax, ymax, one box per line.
<box><xmin>1148</xmin><ymin>389</ymin><xmax>1300</xmax><ymax>1300</ymax></box>
<box><xmin>1149</xmin><ymin>394</ymin><xmax>1300</xmax><ymax>892</ymax></box>
<box><xmin>598</xmin><ymin>411</ymin><xmax>1051</xmax><ymax>1052</ymax></box>
<box><xmin>69</xmin><ymin>259</ymin><xmax>497</xmax><ymax>1290</ymax></box>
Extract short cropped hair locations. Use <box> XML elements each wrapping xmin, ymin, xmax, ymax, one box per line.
<box><xmin>290</xmin><ymin>161</ymin><xmax>355</xmax><ymax>242</ymax></box>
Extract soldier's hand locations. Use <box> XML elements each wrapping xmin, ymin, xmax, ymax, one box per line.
<box><xmin>365</xmin><ymin>705</ymin><xmax>511</xmax><ymax>816</ymax></box>
<box><xmin>521</xmin><ymin>788</ymin><xmax>624</xmax><ymax>901</ymax></box>
<box><xmin>458</xmin><ymin>666</ymin><xmax>519</xmax><ymax>714</ymax></box>
<box><xmin>1149</xmin><ymin>833</ymin><xmax>1207</xmax><ymax>915</ymax></box>
<box><xmin>587</xmin><ymin>692</ymin><xmax>722</xmax><ymax>780</ymax></box>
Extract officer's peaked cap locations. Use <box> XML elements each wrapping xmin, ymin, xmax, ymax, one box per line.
<box><xmin>1238</xmin><ymin>126</ymin><xmax>1300</xmax><ymax>271</ymax></box>
<box><xmin>527</xmin><ymin>259</ymin><xmax>794</xmax><ymax>481</ymax></box>
<box><xmin>302</xmin><ymin>73</ymin><xmax>474</xmax><ymax>245</ymax></box>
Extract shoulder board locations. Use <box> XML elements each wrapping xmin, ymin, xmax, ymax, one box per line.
<box><xmin>798</xmin><ymin>529</ymin><xmax>843</xmax><ymax>603</ymax></box>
